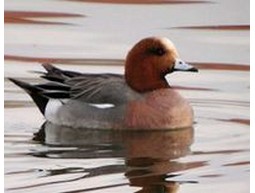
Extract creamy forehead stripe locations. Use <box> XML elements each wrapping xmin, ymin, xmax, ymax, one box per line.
<box><xmin>160</xmin><ymin>37</ymin><xmax>175</xmax><ymax>47</ymax></box>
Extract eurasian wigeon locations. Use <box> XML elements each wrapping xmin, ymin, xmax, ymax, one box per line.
<box><xmin>9</xmin><ymin>37</ymin><xmax>198</xmax><ymax>130</ymax></box>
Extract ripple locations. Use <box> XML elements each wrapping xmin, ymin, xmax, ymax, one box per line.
<box><xmin>65</xmin><ymin>0</ymin><xmax>210</xmax><ymax>4</ymax></box>
<box><xmin>4</xmin><ymin>55</ymin><xmax>250</xmax><ymax>72</ymax></box>
<box><xmin>172</xmin><ymin>25</ymin><xmax>250</xmax><ymax>30</ymax></box>
<box><xmin>5</xmin><ymin>11</ymin><xmax>84</xmax><ymax>25</ymax></box>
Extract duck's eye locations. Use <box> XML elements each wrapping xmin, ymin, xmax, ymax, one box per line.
<box><xmin>149</xmin><ymin>47</ymin><xmax>166</xmax><ymax>56</ymax></box>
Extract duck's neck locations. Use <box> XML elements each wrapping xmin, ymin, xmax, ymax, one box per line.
<box><xmin>125</xmin><ymin>69</ymin><xmax>170</xmax><ymax>93</ymax></box>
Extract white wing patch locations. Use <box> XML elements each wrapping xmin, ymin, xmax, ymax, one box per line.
<box><xmin>88</xmin><ymin>103</ymin><xmax>115</xmax><ymax>109</ymax></box>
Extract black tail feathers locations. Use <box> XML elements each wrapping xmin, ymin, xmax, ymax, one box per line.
<box><xmin>8</xmin><ymin>78</ymin><xmax>49</xmax><ymax>115</ymax></box>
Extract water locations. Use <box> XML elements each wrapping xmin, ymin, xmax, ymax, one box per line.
<box><xmin>4</xmin><ymin>0</ymin><xmax>249</xmax><ymax>192</ymax></box>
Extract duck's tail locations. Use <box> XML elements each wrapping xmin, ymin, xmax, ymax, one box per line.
<box><xmin>8</xmin><ymin>78</ymin><xmax>49</xmax><ymax>115</ymax></box>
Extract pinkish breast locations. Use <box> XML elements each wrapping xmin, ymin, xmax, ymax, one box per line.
<box><xmin>124</xmin><ymin>89</ymin><xmax>194</xmax><ymax>130</ymax></box>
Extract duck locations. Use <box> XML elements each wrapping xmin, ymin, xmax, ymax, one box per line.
<box><xmin>9</xmin><ymin>37</ymin><xmax>198</xmax><ymax>130</ymax></box>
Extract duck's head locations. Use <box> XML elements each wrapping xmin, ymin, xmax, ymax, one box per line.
<box><xmin>125</xmin><ymin>37</ymin><xmax>198</xmax><ymax>92</ymax></box>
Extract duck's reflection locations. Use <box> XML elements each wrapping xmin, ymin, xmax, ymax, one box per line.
<box><xmin>34</xmin><ymin>122</ymin><xmax>202</xmax><ymax>193</ymax></box>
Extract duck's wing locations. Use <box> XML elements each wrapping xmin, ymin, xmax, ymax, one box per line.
<box><xmin>9</xmin><ymin>64</ymin><xmax>140</xmax><ymax>115</ymax></box>
<box><xmin>40</xmin><ymin>63</ymin><xmax>137</xmax><ymax>104</ymax></box>
<box><xmin>66</xmin><ymin>74</ymin><xmax>135</xmax><ymax>104</ymax></box>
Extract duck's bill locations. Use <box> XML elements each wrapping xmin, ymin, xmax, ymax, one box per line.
<box><xmin>173</xmin><ymin>59</ymin><xmax>198</xmax><ymax>72</ymax></box>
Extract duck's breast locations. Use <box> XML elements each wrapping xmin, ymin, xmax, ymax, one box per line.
<box><xmin>124</xmin><ymin>89</ymin><xmax>194</xmax><ymax>130</ymax></box>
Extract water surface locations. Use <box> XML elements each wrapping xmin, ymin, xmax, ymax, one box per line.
<box><xmin>4</xmin><ymin>0</ymin><xmax>249</xmax><ymax>192</ymax></box>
